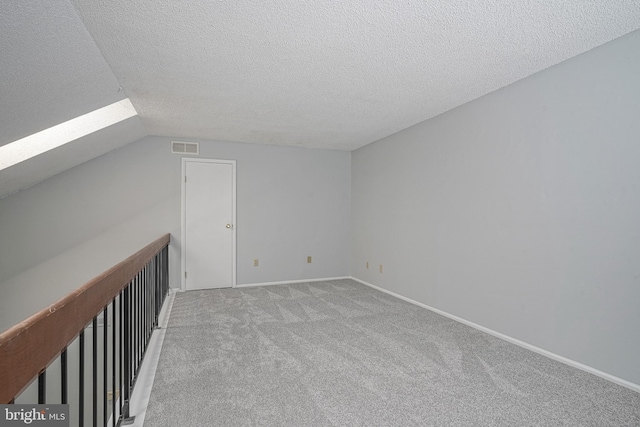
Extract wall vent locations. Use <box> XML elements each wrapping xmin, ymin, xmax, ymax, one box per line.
<box><xmin>171</xmin><ymin>141</ymin><xmax>199</xmax><ymax>155</ymax></box>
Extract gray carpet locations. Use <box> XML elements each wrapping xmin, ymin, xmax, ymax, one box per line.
<box><xmin>144</xmin><ymin>279</ymin><xmax>640</xmax><ymax>426</ymax></box>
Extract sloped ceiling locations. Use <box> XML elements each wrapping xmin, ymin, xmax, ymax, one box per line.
<box><xmin>70</xmin><ymin>0</ymin><xmax>640</xmax><ymax>150</ymax></box>
<box><xmin>0</xmin><ymin>0</ymin><xmax>146</xmax><ymax>197</ymax></box>
<box><xmin>1</xmin><ymin>1</ymin><xmax>640</xmax><ymax>197</ymax></box>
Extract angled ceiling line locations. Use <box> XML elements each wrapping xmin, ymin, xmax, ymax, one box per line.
<box><xmin>67</xmin><ymin>0</ymin><xmax>136</xmax><ymax>114</ymax></box>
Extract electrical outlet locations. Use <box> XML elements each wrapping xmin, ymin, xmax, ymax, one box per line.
<box><xmin>253</xmin><ymin>259</ymin><xmax>259</xmax><ymax>267</ymax></box>
<box><xmin>379</xmin><ymin>264</ymin><xmax>383</xmax><ymax>273</ymax></box>
<box><xmin>307</xmin><ymin>256</ymin><xmax>312</xmax><ymax>263</ymax></box>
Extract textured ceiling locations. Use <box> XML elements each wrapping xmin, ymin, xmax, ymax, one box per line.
<box><xmin>0</xmin><ymin>1</ymin><xmax>145</xmax><ymax>197</ymax></box>
<box><xmin>0</xmin><ymin>0</ymin><xmax>124</xmax><ymax>147</ymax></box>
<box><xmin>71</xmin><ymin>0</ymin><xmax>640</xmax><ymax>151</ymax></box>
<box><xmin>1</xmin><ymin>1</ymin><xmax>640</xmax><ymax>197</ymax></box>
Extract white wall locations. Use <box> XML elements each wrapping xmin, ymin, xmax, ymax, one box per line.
<box><xmin>351</xmin><ymin>30</ymin><xmax>640</xmax><ymax>386</ymax></box>
<box><xmin>0</xmin><ymin>137</ymin><xmax>350</xmax><ymax>331</ymax></box>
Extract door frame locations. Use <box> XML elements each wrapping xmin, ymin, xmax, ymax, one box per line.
<box><xmin>181</xmin><ymin>158</ymin><xmax>237</xmax><ymax>291</ymax></box>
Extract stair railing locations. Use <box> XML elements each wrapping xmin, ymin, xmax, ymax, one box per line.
<box><xmin>0</xmin><ymin>234</ymin><xmax>170</xmax><ymax>427</ymax></box>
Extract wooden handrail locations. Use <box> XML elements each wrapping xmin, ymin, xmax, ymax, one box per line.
<box><xmin>0</xmin><ymin>233</ymin><xmax>170</xmax><ymax>404</ymax></box>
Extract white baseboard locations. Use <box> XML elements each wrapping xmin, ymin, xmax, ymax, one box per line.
<box><xmin>349</xmin><ymin>276</ymin><xmax>640</xmax><ymax>394</ymax></box>
<box><xmin>127</xmin><ymin>289</ymin><xmax>177</xmax><ymax>427</ymax></box>
<box><xmin>236</xmin><ymin>276</ymin><xmax>351</xmax><ymax>288</ymax></box>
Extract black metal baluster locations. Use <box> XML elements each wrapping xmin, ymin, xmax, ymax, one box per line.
<box><xmin>118</xmin><ymin>291</ymin><xmax>123</xmax><ymax>424</ymax></box>
<box><xmin>130</xmin><ymin>276</ymin><xmax>135</xmax><ymax>379</ymax></box>
<box><xmin>130</xmin><ymin>276</ymin><xmax>135</xmax><ymax>378</ymax></box>
<box><xmin>145</xmin><ymin>268</ymin><xmax>149</xmax><ymax>346</ymax></box>
<box><xmin>133</xmin><ymin>273</ymin><xmax>140</xmax><ymax>391</ymax></box>
<box><xmin>152</xmin><ymin>259</ymin><xmax>156</xmax><ymax>329</ymax></box>
<box><xmin>138</xmin><ymin>274</ymin><xmax>147</xmax><ymax>354</ymax></box>
<box><xmin>79</xmin><ymin>331</ymin><xmax>85</xmax><ymax>427</ymax></box>
<box><xmin>159</xmin><ymin>250</ymin><xmax>163</xmax><ymax>306</ymax></box>
<box><xmin>139</xmin><ymin>270</ymin><xmax>148</xmax><ymax>360</ymax></box>
<box><xmin>158</xmin><ymin>258</ymin><xmax>164</xmax><ymax>327</ymax></box>
<box><xmin>140</xmin><ymin>268</ymin><xmax>144</xmax><ymax>353</ymax></box>
<box><xmin>92</xmin><ymin>317</ymin><xmax>98</xmax><ymax>427</ymax></box>
<box><xmin>145</xmin><ymin>261</ymin><xmax>149</xmax><ymax>338</ymax></box>
<box><xmin>129</xmin><ymin>280</ymin><xmax>135</xmax><ymax>420</ymax></box>
<box><xmin>61</xmin><ymin>348</ymin><xmax>68</xmax><ymax>404</ymax></box>
<box><xmin>129</xmin><ymin>281</ymin><xmax>134</xmax><ymax>402</ymax></box>
<box><xmin>138</xmin><ymin>275</ymin><xmax>147</xmax><ymax>360</ymax></box>
<box><xmin>103</xmin><ymin>307</ymin><xmax>108</xmax><ymax>427</ymax></box>
<box><xmin>154</xmin><ymin>259</ymin><xmax>159</xmax><ymax>327</ymax></box>
<box><xmin>163</xmin><ymin>247</ymin><xmax>168</xmax><ymax>305</ymax></box>
<box><xmin>151</xmin><ymin>257</ymin><xmax>156</xmax><ymax>334</ymax></box>
<box><xmin>149</xmin><ymin>257</ymin><xmax>158</xmax><ymax>338</ymax></box>
<box><xmin>111</xmin><ymin>298</ymin><xmax>116</xmax><ymax>427</ymax></box>
<box><xmin>157</xmin><ymin>253</ymin><xmax>161</xmax><ymax>318</ymax></box>
<box><xmin>38</xmin><ymin>371</ymin><xmax>46</xmax><ymax>404</ymax></box>
<box><xmin>142</xmin><ymin>270</ymin><xmax>146</xmax><ymax>357</ymax></box>
<box><xmin>145</xmin><ymin>269</ymin><xmax>149</xmax><ymax>345</ymax></box>
<box><xmin>137</xmin><ymin>273</ymin><xmax>142</xmax><ymax>372</ymax></box>
<box><xmin>132</xmin><ymin>277</ymin><xmax>136</xmax><ymax>378</ymax></box>
<box><xmin>122</xmin><ymin>285</ymin><xmax>131</xmax><ymax>422</ymax></box>
<box><xmin>150</xmin><ymin>257</ymin><xmax>155</xmax><ymax>342</ymax></box>
<box><xmin>157</xmin><ymin>252</ymin><xmax>162</xmax><ymax>313</ymax></box>
<box><xmin>138</xmin><ymin>274</ymin><xmax>147</xmax><ymax>362</ymax></box>
<box><xmin>161</xmin><ymin>250</ymin><xmax>165</xmax><ymax>305</ymax></box>
<box><xmin>152</xmin><ymin>256</ymin><xmax>156</xmax><ymax>327</ymax></box>
<box><xmin>164</xmin><ymin>246</ymin><xmax>169</xmax><ymax>300</ymax></box>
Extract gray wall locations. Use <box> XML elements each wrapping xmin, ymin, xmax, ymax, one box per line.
<box><xmin>352</xmin><ymin>30</ymin><xmax>640</xmax><ymax>386</ymax></box>
<box><xmin>0</xmin><ymin>137</ymin><xmax>350</xmax><ymax>331</ymax></box>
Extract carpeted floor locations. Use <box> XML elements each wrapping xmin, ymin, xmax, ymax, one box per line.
<box><xmin>143</xmin><ymin>279</ymin><xmax>640</xmax><ymax>426</ymax></box>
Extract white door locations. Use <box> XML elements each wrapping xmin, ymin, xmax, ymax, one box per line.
<box><xmin>182</xmin><ymin>159</ymin><xmax>236</xmax><ymax>290</ymax></box>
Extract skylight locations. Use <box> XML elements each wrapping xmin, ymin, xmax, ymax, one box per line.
<box><xmin>0</xmin><ymin>99</ymin><xmax>137</xmax><ymax>172</ymax></box>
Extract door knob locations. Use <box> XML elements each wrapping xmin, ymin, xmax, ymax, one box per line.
<box><xmin>226</xmin><ymin>224</ymin><xmax>232</xmax><ymax>229</ymax></box>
